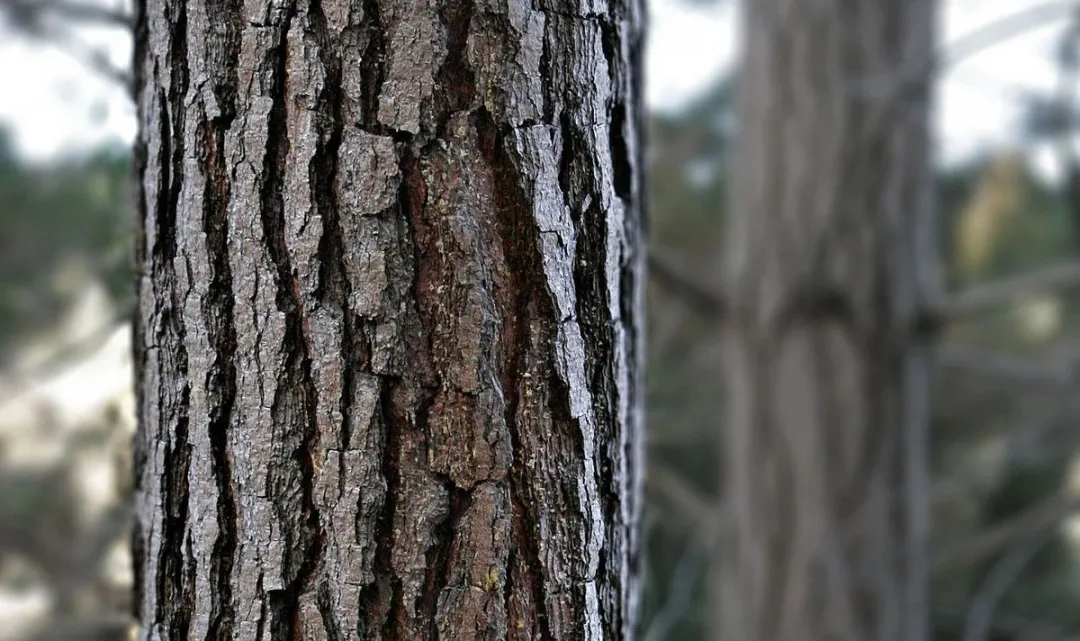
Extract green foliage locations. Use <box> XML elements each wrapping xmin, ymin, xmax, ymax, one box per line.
<box><xmin>0</xmin><ymin>125</ymin><xmax>134</xmax><ymax>364</ymax></box>
<box><xmin>648</xmin><ymin>79</ymin><xmax>733</xmax><ymax>249</ymax></box>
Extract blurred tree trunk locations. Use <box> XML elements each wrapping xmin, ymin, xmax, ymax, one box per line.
<box><xmin>719</xmin><ymin>2</ymin><xmax>938</xmax><ymax>641</ymax></box>
<box><xmin>130</xmin><ymin>1</ymin><xmax>646</xmax><ymax>640</ymax></box>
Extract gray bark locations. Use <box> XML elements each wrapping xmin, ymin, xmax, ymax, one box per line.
<box><xmin>719</xmin><ymin>2</ymin><xmax>938</xmax><ymax>641</ymax></box>
<box><xmin>130</xmin><ymin>1</ymin><xmax>646</xmax><ymax>640</ymax></box>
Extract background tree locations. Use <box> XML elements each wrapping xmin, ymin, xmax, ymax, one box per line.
<box><xmin>716</xmin><ymin>2</ymin><xmax>938</xmax><ymax>640</ymax></box>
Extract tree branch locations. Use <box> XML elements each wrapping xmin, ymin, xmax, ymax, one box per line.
<box><xmin>933</xmin><ymin>491</ymin><xmax>1080</xmax><ymax>574</ymax></box>
<box><xmin>0</xmin><ymin>0</ymin><xmax>134</xmax><ymax>92</ymax></box>
<box><xmin>909</xmin><ymin>260</ymin><xmax>1080</xmax><ymax>337</ymax></box>
<box><xmin>651</xmin><ymin>252</ymin><xmax>1080</xmax><ymax>336</ymax></box>
<box><xmin>0</xmin><ymin>306</ymin><xmax>132</xmax><ymax>406</ymax></box>
<box><xmin>642</xmin><ymin>463</ymin><xmax>726</xmax><ymax>641</ymax></box>
<box><xmin>962</xmin><ymin>529</ymin><xmax>1056</xmax><ymax>641</ymax></box>
<box><xmin>934</xmin><ymin>260</ymin><xmax>1080</xmax><ymax>319</ymax></box>
<box><xmin>0</xmin><ymin>0</ymin><xmax>132</xmax><ymax>30</ymax></box>
<box><xmin>852</xmin><ymin>1</ymin><xmax>1080</xmax><ymax>101</ymax></box>
<box><xmin>48</xmin><ymin>29</ymin><xmax>134</xmax><ymax>92</ymax></box>
<box><xmin>936</xmin><ymin>344</ymin><xmax>1080</xmax><ymax>388</ymax></box>
<box><xmin>647</xmin><ymin>245</ymin><xmax>727</xmax><ymax>318</ymax></box>
<box><xmin>646</xmin><ymin>461</ymin><xmax>722</xmax><ymax>532</ymax></box>
<box><xmin>945</xmin><ymin>1</ymin><xmax>1080</xmax><ymax>68</ymax></box>
<box><xmin>642</xmin><ymin>532</ymin><xmax>708</xmax><ymax>641</ymax></box>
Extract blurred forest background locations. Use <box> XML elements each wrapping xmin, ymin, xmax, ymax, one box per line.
<box><xmin>5</xmin><ymin>0</ymin><xmax>1080</xmax><ymax>640</ymax></box>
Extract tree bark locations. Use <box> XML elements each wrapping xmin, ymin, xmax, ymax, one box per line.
<box><xmin>130</xmin><ymin>1</ymin><xmax>646</xmax><ymax>639</ymax></box>
<box><xmin>719</xmin><ymin>2</ymin><xmax>938</xmax><ymax>641</ymax></box>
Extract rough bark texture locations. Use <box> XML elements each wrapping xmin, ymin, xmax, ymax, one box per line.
<box><xmin>130</xmin><ymin>0</ymin><xmax>646</xmax><ymax>639</ymax></box>
<box><xmin>719</xmin><ymin>2</ymin><xmax>937</xmax><ymax>641</ymax></box>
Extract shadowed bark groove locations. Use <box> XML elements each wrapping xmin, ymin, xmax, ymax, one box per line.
<box><xmin>201</xmin><ymin>107</ymin><xmax>240</xmax><ymax>641</ymax></box>
<box><xmin>133</xmin><ymin>0</ymin><xmax>646</xmax><ymax>639</ymax></box>
<box><xmin>719</xmin><ymin>2</ymin><xmax>937</xmax><ymax>641</ymax></box>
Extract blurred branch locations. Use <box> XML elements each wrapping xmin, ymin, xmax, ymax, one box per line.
<box><xmin>0</xmin><ymin>0</ymin><xmax>133</xmax><ymax>29</ymax></box>
<box><xmin>962</xmin><ymin>529</ymin><xmax>1056</xmax><ymax>641</ymax></box>
<box><xmin>0</xmin><ymin>307</ymin><xmax>132</xmax><ymax>405</ymax></box>
<box><xmin>851</xmin><ymin>1</ymin><xmax>1080</xmax><ymax>101</ymax></box>
<box><xmin>651</xmin><ymin>250</ymin><xmax>1080</xmax><ymax>340</ymax></box>
<box><xmin>648</xmin><ymin>245</ymin><xmax>726</xmax><ymax>318</ymax></box>
<box><xmin>647</xmin><ymin>445</ymin><xmax>1080</xmax><ymax>567</ymax></box>
<box><xmin>935</xmin><ymin>604</ymin><xmax>1076</xmax><ymax>641</ymax></box>
<box><xmin>642</xmin><ymin>463</ymin><xmax>727</xmax><ymax>641</ymax></box>
<box><xmin>1049</xmin><ymin>16</ymin><xmax>1080</xmax><ymax>253</ymax></box>
<box><xmin>642</xmin><ymin>532</ymin><xmax>707</xmax><ymax>641</ymax></box>
<box><xmin>934</xmin><ymin>260</ymin><xmax>1080</xmax><ymax>319</ymax></box>
<box><xmin>944</xmin><ymin>2</ymin><xmax>1079</xmax><ymax>68</ymax></box>
<box><xmin>0</xmin><ymin>0</ymin><xmax>134</xmax><ymax>92</ymax></box>
<box><xmin>936</xmin><ymin>345</ymin><xmax>1080</xmax><ymax>388</ymax></box>
<box><xmin>27</xmin><ymin>613</ymin><xmax>135</xmax><ymax>641</ymax></box>
<box><xmin>47</xmin><ymin>26</ymin><xmax>133</xmax><ymax>91</ymax></box>
<box><xmin>933</xmin><ymin>491</ymin><xmax>1080</xmax><ymax>574</ymax></box>
<box><xmin>646</xmin><ymin>461</ymin><xmax>721</xmax><ymax>532</ymax></box>
<box><xmin>645</xmin><ymin>418</ymin><xmax>712</xmax><ymax>445</ymax></box>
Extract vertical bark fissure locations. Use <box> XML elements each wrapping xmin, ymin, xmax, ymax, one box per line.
<box><xmin>367</xmin><ymin>374</ymin><xmax>403</xmax><ymax>640</ymax></box>
<box><xmin>411</xmin><ymin>4</ymin><xmax>479</xmax><ymax>630</ymax></box>
<box><xmin>164</xmin><ymin>0</ymin><xmax>189</xmax><ymax>244</ymax></box>
<box><xmin>187</xmin><ymin>9</ymin><xmax>244</xmax><ymax>634</ymax></box>
<box><xmin>476</xmin><ymin>107</ymin><xmax>555</xmax><ymax>641</ymax></box>
<box><xmin>305</xmin><ymin>2</ymin><xmax>361</xmax><ymax>542</ymax></box>
<box><xmin>357</xmin><ymin>0</ymin><xmax>387</xmax><ymax>128</ymax></box>
<box><xmin>255</xmin><ymin>573</ymin><xmax>268</xmax><ymax>641</ymax></box>
<box><xmin>389</xmin><ymin>142</ymin><xmax>437</xmax><ymax>637</ymax></box>
<box><xmin>555</xmin><ymin>113</ymin><xmax>575</xmax><ymax>213</ymax></box>
<box><xmin>316</xmin><ymin>581</ymin><xmax>344</xmax><ymax>641</ymax></box>
<box><xmin>420</xmin><ymin>486</ymin><xmax>471</xmax><ymax>638</ymax></box>
<box><xmin>434</xmin><ymin>0</ymin><xmax>476</xmax><ymax>131</ymax></box>
<box><xmin>159</xmin><ymin>368</ymin><xmax>193</xmax><ymax>641</ymax></box>
<box><xmin>599</xmin><ymin>19</ymin><xmax>631</xmax><ymax>206</ymax></box>
<box><xmin>200</xmin><ymin>111</ymin><xmax>240</xmax><ymax>641</ymax></box>
<box><xmin>153</xmin><ymin>1</ymin><xmax>197</xmax><ymax>637</ymax></box>
<box><xmin>308</xmin><ymin>0</ymin><xmax>346</xmax><ymax>315</ymax></box>
<box><xmin>538</xmin><ymin>30</ymin><xmax>554</xmax><ymax>126</ymax></box>
<box><xmin>257</xmin><ymin>5</ymin><xmax>328</xmax><ymax>638</ymax></box>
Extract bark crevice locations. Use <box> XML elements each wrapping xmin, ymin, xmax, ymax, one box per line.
<box><xmin>258</xmin><ymin>7</ymin><xmax>329</xmax><ymax>638</ymax></box>
<box><xmin>199</xmin><ymin>109</ymin><xmax>240</xmax><ymax>641</ymax></box>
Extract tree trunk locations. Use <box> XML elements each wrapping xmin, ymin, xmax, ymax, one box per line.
<box><xmin>130</xmin><ymin>1</ymin><xmax>646</xmax><ymax>640</ymax></box>
<box><xmin>719</xmin><ymin>2</ymin><xmax>938</xmax><ymax>641</ymax></box>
